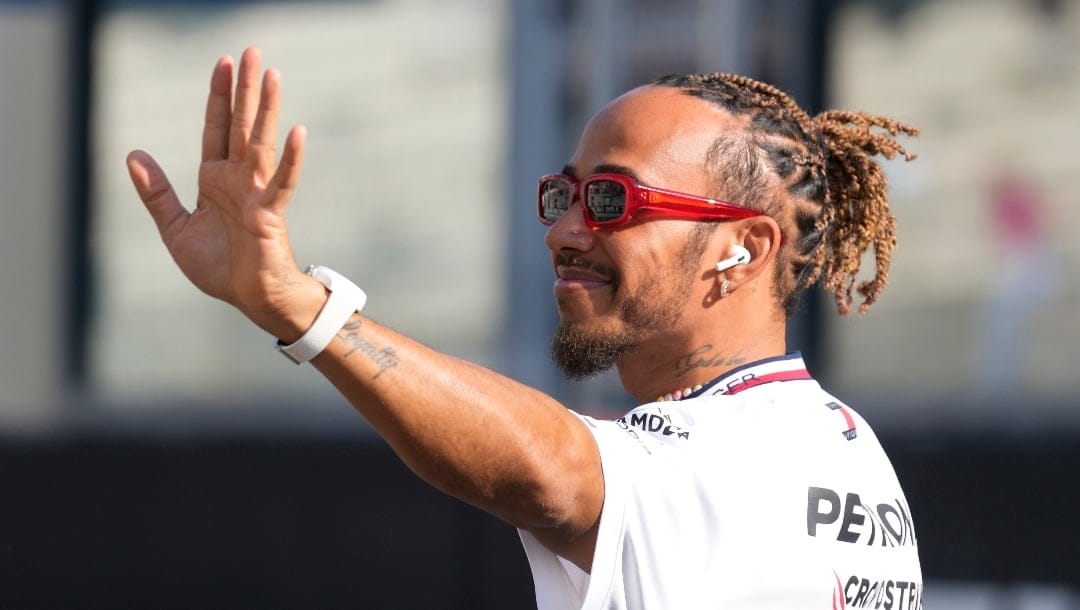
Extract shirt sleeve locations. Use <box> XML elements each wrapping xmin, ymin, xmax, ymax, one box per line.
<box><xmin>576</xmin><ymin>415</ymin><xmax>725</xmax><ymax>609</ymax></box>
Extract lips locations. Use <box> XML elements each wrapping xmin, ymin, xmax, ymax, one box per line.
<box><xmin>557</xmin><ymin>266</ymin><xmax>609</xmax><ymax>282</ymax></box>
<box><xmin>554</xmin><ymin>254</ymin><xmax>614</xmax><ymax>291</ymax></box>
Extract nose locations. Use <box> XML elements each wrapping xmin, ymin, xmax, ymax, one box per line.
<box><xmin>545</xmin><ymin>201</ymin><xmax>596</xmax><ymax>254</ymax></box>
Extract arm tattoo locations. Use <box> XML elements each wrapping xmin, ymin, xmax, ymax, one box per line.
<box><xmin>336</xmin><ymin>319</ymin><xmax>400</xmax><ymax>380</ymax></box>
<box><xmin>674</xmin><ymin>344</ymin><xmax>746</xmax><ymax>378</ymax></box>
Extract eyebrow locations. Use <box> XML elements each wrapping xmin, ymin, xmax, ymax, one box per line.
<box><xmin>561</xmin><ymin>163</ymin><xmax>642</xmax><ymax>182</ymax></box>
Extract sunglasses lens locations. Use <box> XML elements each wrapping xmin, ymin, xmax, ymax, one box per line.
<box><xmin>540</xmin><ymin>179</ymin><xmax>574</xmax><ymax>223</ymax></box>
<box><xmin>585</xmin><ymin>180</ymin><xmax>626</xmax><ymax>223</ymax></box>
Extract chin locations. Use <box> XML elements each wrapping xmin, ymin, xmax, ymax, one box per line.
<box><xmin>557</xmin><ymin>311</ymin><xmax>632</xmax><ymax>341</ymax></box>
<box><xmin>551</xmin><ymin>316</ymin><xmax>637</xmax><ymax>380</ymax></box>
<box><xmin>555</xmin><ymin>293</ymin><xmax>614</xmax><ymax>324</ymax></box>
<box><xmin>555</xmin><ymin>303</ymin><xmax>602</xmax><ymax>327</ymax></box>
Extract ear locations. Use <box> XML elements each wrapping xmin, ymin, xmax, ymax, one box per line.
<box><xmin>715</xmin><ymin>215</ymin><xmax>782</xmax><ymax>291</ymax></box>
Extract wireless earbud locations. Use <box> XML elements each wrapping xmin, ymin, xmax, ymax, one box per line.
<box><xmin>714</xmin><ymin>245</ymin><xmax>751</xmax><ymax>273</ymax></box>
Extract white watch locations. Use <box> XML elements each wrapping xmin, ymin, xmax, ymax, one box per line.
<box><xmin>276</xmin><ymin>265</ymin><xmax>367</xmax><ymax>364</ymax></box>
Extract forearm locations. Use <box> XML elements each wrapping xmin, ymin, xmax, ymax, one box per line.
<box><xmin>267</xmin><ymin>280</ymin><xmax>601</xmax><ymax>535</ymax></box>
<box><xmin>314</xmin><ymin>314</ymin><xmax>598</xmax><ymax>531</ymax></box>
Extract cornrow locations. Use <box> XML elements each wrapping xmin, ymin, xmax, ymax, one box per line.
<box><xmin>653</xmin><ymin>73</ymin><xmax>918</xmax><ymax>316</ymax></box>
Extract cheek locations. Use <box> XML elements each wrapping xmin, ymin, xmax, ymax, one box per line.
<box><xmin>608</xmin><ymin>240</ymin><xmax>674</xmax><ymax>296</ymax></box>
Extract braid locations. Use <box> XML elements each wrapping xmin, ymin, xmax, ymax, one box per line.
<box><xmin>652</xmin><ymin>73</ymin><xmax>918</xmax><ymax>315</ymax></box>
<box><xmin>813</xmin><ymin>111</ymin><xmax>917</xmax><ymax>313</ymax></box>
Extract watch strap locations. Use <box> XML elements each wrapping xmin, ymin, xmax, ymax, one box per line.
<box><xmin>276</xmin><ymin>266</ymin><xmax>367</xmax><ymax>364</ymax></box>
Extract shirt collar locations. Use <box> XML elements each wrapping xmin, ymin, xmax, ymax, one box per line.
<box><xmin>694</xmin><ymin>351</ymin><xmax>813</xmax><ymax>398</ymax></box>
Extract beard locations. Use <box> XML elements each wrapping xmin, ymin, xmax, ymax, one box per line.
<box><xmin>550</xmin><ymin>224</ymin><xmax>714</xmax><ymax>380</ymax></box>
<box><xmin>550</xmin><ymin>293</ymin><xmax>678</xmax><ymax>380</ymax></box>
<box><xmin>550</xmin><ymin>321</ymin><xmax>637</xmax><ymax>381</ymax></box>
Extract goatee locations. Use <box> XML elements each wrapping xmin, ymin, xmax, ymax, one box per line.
<box><xmin>550</xmin><ymin>321</ymin><xmax>638</xmax><ymax>380</ymax></box>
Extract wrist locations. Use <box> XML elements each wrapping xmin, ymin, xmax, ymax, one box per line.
<box><xmin>274</xmin><ymin>266</ymin><xmax>368</xmax><ymax>364</ymax></box>
<box><xmin>265</xmin><ymin>278</ymin><xmax>328</xmax><ymax>345</ymax></box>
<box><xmin>252</xmin><ymin>274</ymin><xmax>330</xmax><ymax>344</ymax></box>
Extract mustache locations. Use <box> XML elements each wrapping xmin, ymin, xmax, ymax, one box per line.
<box><xmin>556</xmin><ymin>253</ymin><xmax>617</xmax><ymax>280</ymax></box>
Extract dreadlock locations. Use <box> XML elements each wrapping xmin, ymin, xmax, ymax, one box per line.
<box><xmin>653</xmin><ymin>73</ymin><xmax>918</xmax><ymax>316</ymax></box>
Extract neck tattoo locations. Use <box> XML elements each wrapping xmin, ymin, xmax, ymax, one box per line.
<box><xmin>656</xmin><ymin>384</ymin><xmax>705</xmax><ymax>402</ymax></box>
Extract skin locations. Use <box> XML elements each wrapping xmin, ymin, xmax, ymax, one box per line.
<box><xmin>550</xmin><ymin>86</ymin><xmax>786</xmax><ymax>400</ymax></box>
<box><xmin>126</xmin><ymin>47</ymin><xmax>786</xmax><ymax>572</ymax></box>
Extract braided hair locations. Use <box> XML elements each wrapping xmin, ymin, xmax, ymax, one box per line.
<box><xmin>653</xmin><ymin>73</ymin><xmax>918</xmax><ymax>316</ymax></box>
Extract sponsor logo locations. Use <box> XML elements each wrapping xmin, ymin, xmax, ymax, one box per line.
<box><xmin>841</xmin><ymin>574</ymin><xmax>923</xmax><ymax>610</ymax></box>
<box><xmin>617</xmin><ymin>409</ymin><xmax>690</xmax><ymax>440</ymax></box>
<box><xmin>613</xmin><ymin>418</ymin><xmax>655</xmax><ymax>454</ymax></box>
<box><xmin>807</xmin><ymin>486</ymin><xmax>917</xmax><ymax>547</ymax></box>
<box><xmin>722</xmin><ymin>372</ymin><xmax>759</xmax><ymax>393</ymax></box>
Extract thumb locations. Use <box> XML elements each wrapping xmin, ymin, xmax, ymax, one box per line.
<box><xmin>126</xmin><ymin>150</ymin><xmax>188</xmax><ymax>244</ymax></box>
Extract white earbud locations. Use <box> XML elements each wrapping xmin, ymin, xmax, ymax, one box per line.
<box><xmin>714</xmin><ymin>245</ymin><xmax>751</xmax><ymax>273</ymax></box>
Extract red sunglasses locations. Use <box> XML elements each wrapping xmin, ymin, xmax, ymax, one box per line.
<box><xmin>537</xmin><ymin>173</ymin><xmax>763</xmax><ymax>229</ymax></box>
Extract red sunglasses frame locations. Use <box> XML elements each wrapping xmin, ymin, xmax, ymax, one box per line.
<box><xmin>537</xmin><ymin>172</ymin><xmax>764</xmax><ymax>229</ymax></box>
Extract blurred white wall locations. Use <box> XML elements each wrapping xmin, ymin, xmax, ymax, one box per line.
<box><xmin>90</xmin><ymin>1</ymin><xmax>507</xmax><ymax>408</ymax></box>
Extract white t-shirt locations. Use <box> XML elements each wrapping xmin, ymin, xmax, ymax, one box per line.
<box><xmin>520</xmin><ymin>353</ymin><xmax>922</xmax><ymax>610</ymax></box>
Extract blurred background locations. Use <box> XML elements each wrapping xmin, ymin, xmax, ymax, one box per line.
<box><xmin>1</xmin><ymin>0</ymin><xmax>1077</xmax><ymax>607</ymax></box>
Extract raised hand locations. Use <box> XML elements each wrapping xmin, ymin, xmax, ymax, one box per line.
<box><xmin>127</xmin><ymin>47</ymin><xmax>314</xmax><ymax>336</ymax></box>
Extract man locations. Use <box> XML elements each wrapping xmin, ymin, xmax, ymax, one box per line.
<box><xmin>127</xmin><ymin>47</ymin><xmax>921</xmax><ymax>609</ymax></box>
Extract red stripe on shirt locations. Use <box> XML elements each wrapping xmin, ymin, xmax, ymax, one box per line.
<box><xmin>719</xmin><ymin>369</ymin><xmax>812</xmax><ymax>396</ymax></box>
<box><xmin>837</xmin><ymin>405</ymin><xmax>856</xmax><ymax>431</ymax></box>
<box><xmin>834</xmin><ymin>572</ymin><xmax>846</xmax><ymax>610</ymax></box>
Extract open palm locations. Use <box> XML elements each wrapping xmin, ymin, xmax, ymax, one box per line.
<box><xmin>127</xmin><ymin>48</ymin><xmax>309</xmax><ymax>328</ymax></box>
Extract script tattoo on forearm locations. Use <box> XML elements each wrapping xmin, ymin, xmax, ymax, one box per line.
<box><xmin>674</xmin><ymin>344</ymin><xmax>746</xmax><ymax>378</ymax></box>
<box><xmin>336</xmin><ymin>319</ymin><xmax>400</xmax><ymax>380</ymax></box>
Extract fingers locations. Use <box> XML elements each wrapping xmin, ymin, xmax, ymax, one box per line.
<box><xmin>127</xmin><ymin>150</ymin><xmax>189</xmax><ymax>244</ymax></box>
<box><xmin>228</xmin><ymin>47</ymin><xmax>261</xmax><ymax>163</ymax></box>
<box><xmin>198</xmin><ymin>47</ymin><xmax>298</xmax><ymax>212</ymax></box>
<box><xmin>247</xmin><ymin>68</ymin><xmax>281</xmax><ymax>176</ymax></box>
<box><xmin>202</xmin><ymin>56</ymin><xmax>234</xmax><ymax>162</ymax></box>
<box><xmin>265</xmin><ymin>125</ymin><xmax>307</xmax><ymax>213</ymax></box>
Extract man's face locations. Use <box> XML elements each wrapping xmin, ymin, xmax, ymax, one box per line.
<box><xmin>546</xmin><ymin>86</ymin><xmax>745</xmax><ymax>378</ymax></box>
